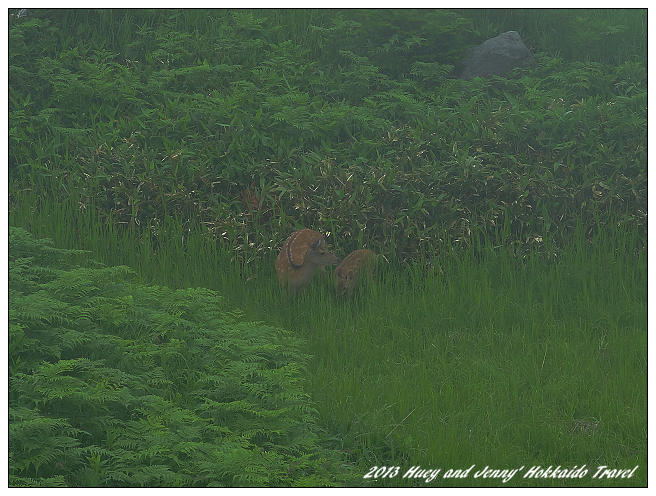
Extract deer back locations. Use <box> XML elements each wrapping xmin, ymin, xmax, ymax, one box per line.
<box><xmin>275</xmin><ymin>229</ymin><xmax>339</xmax><ymax>296</ymax></box>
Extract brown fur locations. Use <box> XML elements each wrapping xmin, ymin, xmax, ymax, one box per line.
<box><xmin>334</xmin><ymin>249</ymin><xmax>376</xmax><ymax>298</ymax></box>
<box><xmin>275</xmin><ymin>229</ymin><xmax>339</xmax><ymax>297</ymax></box>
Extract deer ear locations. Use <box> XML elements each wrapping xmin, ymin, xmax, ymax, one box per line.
<box><xmin>311</xmin><ymin>236</ymin><xmax>325</xmax><ymax>249</ymax></box>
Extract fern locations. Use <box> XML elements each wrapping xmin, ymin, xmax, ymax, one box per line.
<box><xmin>9</xmin><ymin>228</ymin><xmax>356</xmax><ymax>486</ymax></box>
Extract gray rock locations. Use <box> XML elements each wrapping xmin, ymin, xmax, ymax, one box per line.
<box><xmin>459</xmin><ymin>31</ymin><xmax>536</xmax><ymax>81</ymax></box>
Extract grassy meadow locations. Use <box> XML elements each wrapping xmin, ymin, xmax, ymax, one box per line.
<box><xmin>9</xmin><ymin>192</ymin><xmax>647</xmax><ymax>487</ymax></box>
<box><xmin>8</xmin><ymin>8</ymin><xmax>646</xmax><ymax>487</ymax></box>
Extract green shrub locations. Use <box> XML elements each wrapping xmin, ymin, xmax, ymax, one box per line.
<box><xmin>9</xmin><ymin>227</ymin><xmax>356</xmax><ymax>487</ymax></box>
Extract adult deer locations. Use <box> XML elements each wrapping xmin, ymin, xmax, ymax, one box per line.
<box><xmin>275</xmin><ymin>229</ymin><xmax>339</xmax><ymax>297</ymax></box>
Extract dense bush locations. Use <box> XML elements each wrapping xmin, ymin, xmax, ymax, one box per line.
<box><xmin>9</xmin><ymin>227</ymin><xmax>356</xmax><ymax>487</ymax></box>
<box><xmin>8</xmin><ymin>8</ymin><xmax>646</xmax><ymax>262</ymax></box>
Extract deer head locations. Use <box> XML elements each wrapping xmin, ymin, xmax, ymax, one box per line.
<box><xmin>275</xmin><ymin>229</ymin><xmax>340</xmax><ymax>297</ymax></box>
<box><xmin>334</xmin><ymin>249</ymin><xmax>376</xmax><ymax>298</ymax></box>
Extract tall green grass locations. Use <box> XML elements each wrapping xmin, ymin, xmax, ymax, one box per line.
<box><xmin>10</xmin><ymin>191</ymin><xmax>647</xmax><ymax>486</ymax></box>
<box><xmin>8</xmin><ymin>8</ymin><xmax>646</xmax><ymax>486</ymax></box>
<box><xmin>277</xmin><ymin>226</ymin><xmax>646</xmax><ymax>487</ymax></box>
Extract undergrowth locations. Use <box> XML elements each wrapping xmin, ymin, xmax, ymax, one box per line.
<box><xmin>8</xmin><ymin>227</ymin><xmax>358</xmax><ymax>487</ymax></box>
<box><xmin>8</xmin><ymin>8</ymin><xmax>647</xmax><ymax>488</ymax></box>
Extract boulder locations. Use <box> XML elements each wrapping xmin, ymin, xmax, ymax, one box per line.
<box><xmin>459</xmin><ymin>31</ymin><xmax>536</xmax><ymax>81</ymax></box>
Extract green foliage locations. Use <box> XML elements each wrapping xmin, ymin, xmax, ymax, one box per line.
<box><xmin>461</xmin><ymin>9</ymin><xmax>646</xmax><ymax>66</ymax></box>
<box><xmin>349</xmin><ymin>9</ymin><xmax>471</xmax><ymax>80</ymax></box>
<box><xmin>8</xmin><ymin>8</ymin><xmax>646</xmax><ymax>265</ymax></box>
<box><xmin>7</xmin><ymin>8</ymin><xmax>646</xmax><ymax>486</ymax></box>
<box><xmin>9</xmin><ymin>228</ymin><xmax>356</xmax><ymax>487</ymax></box>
